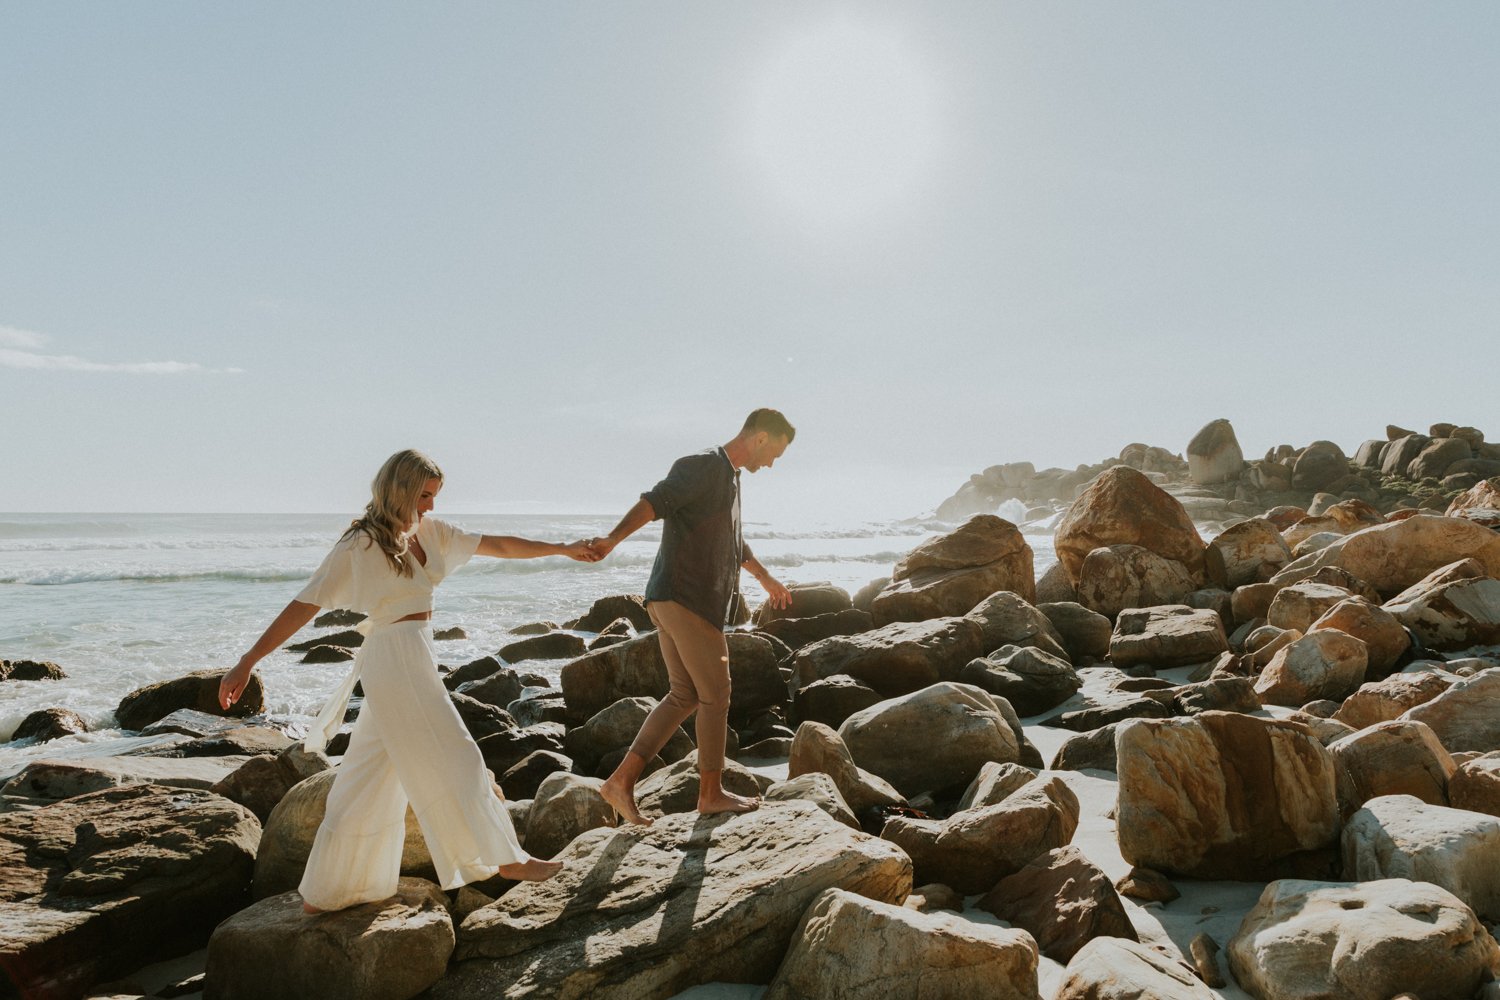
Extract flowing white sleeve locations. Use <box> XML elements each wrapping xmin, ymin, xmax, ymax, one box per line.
<box><xmin>295</xmin><ymin>535</ymin><xmax>358</xmax><ymax>609</ymax></box>
<box><xmin>434</xmin><ymin>518</ymin><xmax>484</xmax><ymax>571</ymax></box>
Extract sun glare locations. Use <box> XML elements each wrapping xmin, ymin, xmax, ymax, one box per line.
<box><xmin>743</xmin><ymin>13</ymin><xmax>945</xmax><ymax>232</ymax></box>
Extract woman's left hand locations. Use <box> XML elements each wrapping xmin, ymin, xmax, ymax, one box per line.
<box><xmin>561</xmin><ymin>539</ymin><xmax>602</xmax><ymax>562</ymax></box>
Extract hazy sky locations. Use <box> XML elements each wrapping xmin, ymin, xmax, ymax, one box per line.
<box><xmin>4</xmin><ymin>3</ymin><xmax>1498</xmax><ymax>522</ymax></box>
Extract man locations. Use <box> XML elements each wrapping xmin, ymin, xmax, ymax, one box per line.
<box><xmin>591</xmin><ymin>408</ymin><xmax>795</xmax><ymax>823</ymax></box>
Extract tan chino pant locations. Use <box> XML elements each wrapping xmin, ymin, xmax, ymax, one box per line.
<box><xmin>628</xmin><ymin>599</ymin><xmax>731</xmax><ymax>772</ymax></box>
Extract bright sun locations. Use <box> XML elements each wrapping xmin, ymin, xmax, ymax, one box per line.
<box><xmin>744</xmin><ymin>13</ymin><xmax>945</xmax><ymax>231</ymax></box>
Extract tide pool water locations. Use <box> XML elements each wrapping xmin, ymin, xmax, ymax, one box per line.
<box><xmin>0</xmin><ymin>509</ymin><xmax>1057</xmax><ymax>761</ymax></box>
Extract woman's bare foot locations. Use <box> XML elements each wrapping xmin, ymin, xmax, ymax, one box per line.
<box><xmin>301</xmin><ymin>901</ymin><xmax>324</xmax><ymax>915</ymax></box>
<box><xmin>496</xmin><ymin>857</ymin><xmax>563</xmax><ymax>882</ymax></box>
<box><xmin>599</xmin><ymin>777</ymin><xmax>651</xmax><ymax>826</ymax></box>
<box><xmin>698</xmin><ymin>789</ymin><xmax>760</xmax><ymax>816</ymax></box>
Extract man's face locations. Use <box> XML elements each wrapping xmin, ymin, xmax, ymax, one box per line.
<box><xmin>745</xmin><ymin>433</ymin><xmax>790</xmax><ymax>473</ymax></box>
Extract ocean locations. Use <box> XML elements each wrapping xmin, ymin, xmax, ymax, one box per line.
<box><xmin>0</xmin><ymin>507</ymin><xmax>1058</xmax><ymax>762</ymax></box>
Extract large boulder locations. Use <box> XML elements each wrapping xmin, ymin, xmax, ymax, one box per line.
<box><xmin>1038</xmin><ymin>602</ymin><xmax>1112</xmax><ymax>661</ymax></box>
<box><xmin>1307</xmin><ymin>598</ymin><xmax>1410</xmax><ymax>679</ymax></box>
<box><xmin>1386</xmin><ymin>576</ymin><xmax>1500</xmax><ymax>652</ymax></box>
<box><xmin>963</xmin><ymin>590</ymin><xmax>1069</xmax><ymax>658</ymax></box>
<box><xmin>564</xmin><ymin>697</ymin><xmax>692</xmax><ymax>774</ymax></box>
<box><xmin>758</xmin><ymin>608</ymin><xmax>873</xmax><ymax>652</ymax></box>
<box><xmin>1055</xmin><ymin>936</ymin><xmax>1216</xmax><ymax>1000</ymax></box>
<box><xmin>0</xmin><ymin>784</ymin><xmax>260</xmax><ymax>1000</ymax></box>
<box><xmin>1116</xmin><ymin>712</ymin><xmax>1341</xmax><ymax>880</ymax></box>
<box><xmin>790</xmin><ymin>618</ymin><xmax>985</xmax><ymax>698</ymax></box>
<box><xmin>1253</xmin><ymin>629</ymin><xmax>1368</xmax><ymax>707</ymax></box>
<box><xmin>558</xmin><ymin>633</ymin><xmax>668</xmax><ymax>722</ymax></box>
<box><xmin>1451</xmin><ymin>756</ymin><xmax>1500</xmax><ymax>817</ymax></box>
<box><xmin>792</xmin><ymin>674</ymin><xmax>883</xmax><ymax>729</ymax></box>
<box><xmin>838</xmin><ymin>682</ymin><xmax>1020</xmax><ymax>797</ymax></box>
<box><xmin>254</xmin><ymin>769</ymin><xmax>434</xmax><ymax>899</ymax></box>
<box><xmin>1269</xmin><ymin>515</ymin><xmax>1500</xmax><ymax>598</ymax></box>
<box><xmin>765</xmin><ymin>887</ymin><xmax>1041</xmax><ymax>1000</ymax></box>
<box><xmin>764</xmin><ymin>773</ymin><xmax>860</xmax><ymax>830</ymax></box>
<box><xmin>1401</xmin><ymin>668</ymin><xmax>1500</xmax><ymax>754</ymax></box>
<box><xmin>11</xmin><ymin>707</ymin><xmax>89</xmax><ymax>743</ymax></box>
<box><xmin>1055</xmin><ymin>467</ymin><xmax>1206</xmax><ymax>585</ymax></box>
<box><xmin>1266</xmin><ymin>581</ymin><xmax>1355</xmax><ymax>632</ymax></box>
<box><xmin>1329</xmin><ymin>720</ymin><xmax>1455</xmax><ymax>813</ymax></box>
<box><xmin>524</xmin><ymin>772</ymin><xmax>614</xmax><ymax>858</ymax></box>
<box><xmin>571</xmin><ymin>593</ymin><xmax>652</xmax><ymax>633</ymax></box>
<box><xmin>1204</xmin><ymin>517</ymin><xmax>1292</xmax><ymax>590</ymax></box>
<box><xmin>1382</xmin><ymin>433</ymin><xmax>1431</xmax><ymax>477</ymax></box>
<box><xmin>633</xmin><ymin>751</ymin><xmax>771</xmax><ymax>817</ymax></box>
<box><xmin>1108</xmin><ymin>606</ymin><xmax>1228</xmax><ymax>670</ymax></box>
<box><xmin>1075</xmin><ymin>545</ymin><xmax>1197</xmax><ymax>620</ymax></box>
<box><xmin>1333</xmin><ymin>670</ymin><xmax>1456</xmax><ymax>730</ymax></box>
<box><xmin>1448</xmin><ymin>477</ymin><xmax>1500</xmax><ymax>517</ymax></box>
<box><xmin>1227</xmin><ymin>878</ymin><xmax>1499</xmax><ymax>1000</ymax></box>
<box><xmin>975</xmin><ymin>846</ymin><xmax>1135</xmax><ymax>963</ymax></box>
<box><xmin>1409</xmin><ymin>437</ymin><xmax>1474</xmax><ymax>480</ymax></box>
<box><xmin>879</xmin><ymin>775</ymin><xmax>1079</xmax><ymax>894</ymax></box>
<box><xmin>115</xmin><ymin>668</ymin><xmax>265</xmax><ymax>731</ymax></box>
<box><xmin>960</xmin><ymin>645</ymin><xmax>1081</xmax><ymax>717</ymax></box>
<box><xmin>1342</xmin><ymin>794</ymin><xmax>1500</xmax><ymax>920</ymax></box>
<box><xmin>209</xmin><ymin>743</ymin><xmax>332</xmax><ymax>822</ymax></box>
<box><xmin>1292</xmin><ymin>441</ymin><xmax>1350</xmax><ymax>492</ymax></box>
<box><xmin>872</xmin><ymin>515</ymin><xmax>1036</xmax><ymax>624</ymax></box>
<box><xmin>434</xmin><ymin>801</ymin><xmax>911</xmax><ymax>999</ymax></box>
<box><xmin>204</xmin><ymin>878</ymin><xmax>454</xmax><ymax>1000</ymax></box>
<box><xmin>755</xmin><ymin>583</ymin><xmax>853</xmax><ymax>626</ymax></box>
<box><xmin>1186</xmin><ymin>418</ymin><xmax>1244</xmax><ymax>485</ymax></box>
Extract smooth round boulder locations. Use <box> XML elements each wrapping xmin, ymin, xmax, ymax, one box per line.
<box><xmin>205</xmin><ymin>878</ymin><xmax>454</xmax><ymax>1000</ymax></box>
<box><xmin>1055</xmin><ymin>466</ymin><xmax>1205</xmax><ymax>585</ymax></box>
<box><xmin>1254</xmin><ymin>629</ymin><xmax>1368</xmax><ymax>707</ymax></box>
<box><xmin>1075</xmin><ymin>544</ymin><xmax>1196</xmax><ymax>620</ymax></box>
<box><xmin>1307</xmin><ymin>597</ymin><xmax>1410</xmax><ymax>679</ymax></box>
<box><xmin>1204</xmin><ymin>517</ymin><xmax>1292</xmax><ymax>590</ymax></box>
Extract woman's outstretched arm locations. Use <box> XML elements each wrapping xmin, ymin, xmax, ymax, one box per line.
<box><xmin>219</xmin><ymin>599</ymin><xmax>321</xmax><ymax>709</ymax></box>
<box><xmin>477</xmin><ymin>535</ymin><xmax>598</xmax><ymax>561</ymax></box>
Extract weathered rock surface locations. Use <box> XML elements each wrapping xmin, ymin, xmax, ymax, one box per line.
<box><xmin>792</xmin><ymin>674</ymin><xmax>883</xmax><ymax>729</ymax></box>
<box><xmin>764</xmin><ymin>772</ymin><xmax>860</xmax><ymax>829</ymax></box>
<box><xmin>524</xmin><ymin>772</ymin><xmax>614</xmax><ymax>858</ymax></box>
<box><xmin>1266</xmin><ymin>581</ymin><xmax>1354</xmax><ymax>632</ymax></box>
<box><xmin>759</xmin><ymin>608</ymin><xmax>873</xmax><ymax>652</ymax></box>
<box><xmin>791</xmin><ymin>617</ymin><xmax>984</xmax><ymax>698</ymax></box>
<box><xmin>1075</xmin><ymin>544</ymin><xmax>1197</xmax><ymax>619</ymax></box>
<box><xmin>204</xmin><ymin>878</ymin><xmax>453</xmax><ymax>1000</ymax></box>
<box><xmin>1228</xmin><ymin>878</ymin><xmax>1500</xmax><ymax>1000</ymax></box>
<box><xmin>964</xmin><ymin>590</ymin><xmax>1069</xmax><ymax>658</ymax></box>
<box><xmin>1108</xmin><ymin>606</ymin><xmax>1228</xmax><ymax>670</ymax></box>
<box><xmin>1038</xmin><ymin>602</ymin><xmax>1112</xmax><ymax>661</ymax></box>
<box><xmin>1254</xmin><ymin>628</ymin><xmax>1368</xmax><ymax>707</ymax></box>
<box><xmin>0</xmin><ymin>784</ymin><xmax>260</xmax><ymax>1000</ymax></box>
<box><xmin>1401</xmin><ymin>668</ymin><xmax>1500</xmax><ymax>753</ymax></box>
<box><xmin>1329</xmin><ymin>720</ymin><xmax>1455</xmax><ymax>813</ymax></box>
<box><xmin>634</xmin><ymin>751</ymin><xmax>771</xmax><ymax>817</ymax></box>
<box><xmin>563</xmin><ymin>696</ymin><xmax>692</xmax><ymax>773</ymax></box>
<box><xmin>558</xmin><ymin>633</ymin><xmax>668</xmax><ymax>721</ymax></box>
<box><xmin>838</xmin><ymin>682</ymin><xmax>1020</xmax><ymax>797</ymax></box>
<box><xmin>1205</xmin><ymin>517</ymin><xmax>1292</xmax><ymax>590</ymax></box>
<box><xmin>879</xmin><ymin>775</ymin><xmax>1079</xmax><ymax>893</ymax></box>
<box><xmin>499</xmin><ymin>631</ymin><xmax>587</xmax><ymax>663</ymax></box>
<box><xmin>209</xmin><ymin>743</ymin><xmax>332</xmax><ymax>822</ymax></box>
<box><xmin>1451</xmin><ymin>756</ymin><xmax>1500</xmax><ymax>817</ymax></box>
<box><xmin>787</xmin><ymin>722</ymin><xmax>904</xmax><ymax>815</ymax></box>
<box><xmin>1342</xmin><ymin>794</ymin><xmax>1500</xmax><ymax>920</ymax></box>
<box><xmin>115</xmin><ymin>669</ymin><xmax>265</xmax><ymax>731</ymax></box>
<box><xmin>1</xmin><ymin>753</ymin><xmax>254</xmax><ymax>804</ymax></box>
<box><xmin>1055</xmin><ymin>466</ymin><xmax>1206</xmax><ymax>584</ymax></box>
<box><xmin>572</xmin><ymin>593</ymin><xmax>652</xmax><ymax>633</ymax></box>
<box><xmin>976</xmin><ymin>846</ymin><xmax>1135</xmax><ymax>962</ymax></box>
<box><xmin>11</xmin><ymin>707</ymin><xmax>89</xmax><ymax>743</ymax></box>
<box><xmin>872</xmin><ymin>515</ymin><xmax>1036</xmax><ymax>623</ymax></box>
<box><xmin>1116</xmin><ymin>711</ymin><xmax>1341</xmax><ymax>880</ymax></box>
<box><xmin>955</xmin><ymin>760</ymin><xmax>1037</xmax><ymax>811</ymax></box>
<box><xmin>754</xmin><ymin>583</ymin><xmax>853</xmax><ymax>626</ymax></box>
<box><xmin>1054</xmin><ymin>935</ymin><xmax>1214</xmax><ymax>1000</ymax></box>
<box><xmin>1387</xmin><ymin>576</ymin><xmax>1500</xmax><ymax>652</ymax></box>
<box><xmin>435</xmin><ymin>801</ymin><xmax>911</xmax><ymax>999</ymax></box>
<box><xmin>1307</xmin><ymin>597</ymin><xmax>1410</xmax><ymax>678</ymax></box>
<box><xmin>765</xmin><ymin>887</ymin><xmax>1042</xmax><ymax>1000</ymax></box>
<box><xmin>1334</xmin><ymin>670</ymin><xmax>1450</xmax><ymax>739</ymax></box>
<box><xmin>1187</xmin><ymin>418</ymin><xmax>1244</xmax><ymax>485</ymax></box>
<box><xmin>960</xmin><ymin>644</ymin><xmax>1081</xmax><ymax>716</ymax></box>
<box><xmin>1270</xmin><ymin>515</ymin><xmax>1500</xmax><ymax>597</ymax></box>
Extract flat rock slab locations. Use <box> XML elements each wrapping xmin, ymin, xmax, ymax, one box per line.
<box><xmin>1</xmin><ymin>754</ymin><xmax>254</xmax><ymax>804</ymax></box>
<box><xmin>0</xmin><ymin>784</ymin><xmax>260</xmax><ymax>1000</ymax></box>
<box><xmin>205</xmin><ymin>878</ymin><xmax>454</xmax><ymax>1000</ymax></box>
<box><xmin>433</xmin><ymin>800</ymin><xmax>911</xmax><ymax>1000</ymax></box>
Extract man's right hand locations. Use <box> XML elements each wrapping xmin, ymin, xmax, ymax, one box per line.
<box><xmin>587</xmin><ymin>536</ymin><xmax>619</xmax><ymax>559</ymax></box>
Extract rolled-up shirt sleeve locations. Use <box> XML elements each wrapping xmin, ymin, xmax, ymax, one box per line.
<box><xmin>641</xmin><ymin>454</ymin><xmax>713</xmax><ymax>520</ymax></box>
<box><xmin>295</xmin><ymin>536</ymin><xmax>357</xmax><ymax>609</ymax></box>
<box><xmin>741</xmin><ymin>540</ymin><xmax>755</xmax><ymax>565</ymax></box>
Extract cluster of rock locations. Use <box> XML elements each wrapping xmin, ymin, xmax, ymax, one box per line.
<box><xmin>6</xmin><ymin>448</ymin><xmax>1500</xmax><ymax>998</ymax></box>
<box><xmin>936</xmin><ymin>418</ymin><xmax>1500</xmax><ymax>535</ymax></box>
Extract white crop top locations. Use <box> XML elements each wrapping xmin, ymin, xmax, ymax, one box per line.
<box><xmin>296</xmin><ymin>516</ymin><xmax>483</xmax><ymax>629</ymax></box>
<box><xmin>296</xmin><ymin>516</ymin><xmax>483</xmax><ymax>754</ymax></box>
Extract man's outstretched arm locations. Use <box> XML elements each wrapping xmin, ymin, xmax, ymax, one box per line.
<box><xmin>589</xmin><ymin>498</ymin><xmax>655</xmax><ymax>558</ymax></box>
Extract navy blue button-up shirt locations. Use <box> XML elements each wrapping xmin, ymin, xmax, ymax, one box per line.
<box><xmin>641</xmin><ymin>447</ymin><xmax>753</xmax><ymax>628</ymax></box>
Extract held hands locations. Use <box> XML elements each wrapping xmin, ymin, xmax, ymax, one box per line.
<box><xmin>218</xmin><ymin>656</ymin><xmax>255</xmax><ymax>710</ymax></box>
<box><xmin>585</xmin><ymin>536</ymin><xmax>619</xmax><ymax>560</ymax></box>
<box><xmin>561</xmin><ymin>539</ymin><xmax>604</xmax><ymax>563</ymax></box>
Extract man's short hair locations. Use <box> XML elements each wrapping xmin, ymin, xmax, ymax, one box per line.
<box><xmin>741</xmin><ymin>408</ymin><xmax>796</xmax><ymax>443</ymax></box>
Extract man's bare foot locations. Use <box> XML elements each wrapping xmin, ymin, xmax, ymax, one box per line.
<box><xmin>496</xmin><ymin>857</ymin><xmax>563</xmax><ymax>882</ymax></box>
<box><xmin>301</xmin><ymin>901</ymin><xmax>324</xmax><ymax>915</ymax></box>
<box><xmin>599</xmin><ymin>777</ymin><xmax>651</xmax><ymax>826</ymax></box>
<box><xmin>698</xmin><ymin>789</ymin><xmax>760</xmax><ymax>816</ymax></box>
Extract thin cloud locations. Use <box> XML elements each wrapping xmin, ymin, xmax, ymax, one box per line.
<box><xmin>0</xmin><ymin>325</ymin><xmax>243</xmax><ymax>374</ymax></box>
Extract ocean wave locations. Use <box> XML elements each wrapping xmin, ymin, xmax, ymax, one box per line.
<box><xmin>0</xmin><ymin>520</ymin><xmax>144</xmax><ymax>538</ymax></box>
<box><xmin>0</xmin><ymin>535</ymin><xmax>336</xmax><ymax>554</ymax></box>
<box><xmin>741</xmin><ymin>526</ymin><xmax>927</xmax><ymax>541</ymax></box>
<box><xmin>0</xmin><ymin>567</ymin><xmax>316</xmax><ymax>586</ymax></box>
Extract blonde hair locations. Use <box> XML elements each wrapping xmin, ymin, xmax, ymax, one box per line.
<box><xmin>345</xmin><ymin>449</ymin><xmax>443</xmax><ymax>576</ymax></box>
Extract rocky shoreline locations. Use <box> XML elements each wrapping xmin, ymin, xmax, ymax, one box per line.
<box><xmin>4</xmin><ymin>419</ymin><xmax>1500</xmax><ymax>1000</ymax></box>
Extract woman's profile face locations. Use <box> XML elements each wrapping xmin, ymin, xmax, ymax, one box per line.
<box><xmin>409</xmin><ymin>477</ymin><xmax>443</xmax><ymax>529</ymax></box>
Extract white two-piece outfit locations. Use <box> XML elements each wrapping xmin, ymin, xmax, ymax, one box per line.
<box><xmin>294</xmin><ymin>516</ymin><xmax>529</xmax><ymax>911</ymax></box>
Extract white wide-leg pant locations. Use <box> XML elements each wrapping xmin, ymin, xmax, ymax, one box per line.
<box><xmin>298</xmin><ymin>621</ymin><xmax>529</xmax><ymax>911</ymax></box>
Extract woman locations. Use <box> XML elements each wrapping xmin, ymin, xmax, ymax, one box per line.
<box><xmin>218</xmin><ymin>449</ymin><xmax>595</xmax><ymax>913</ymax></box>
